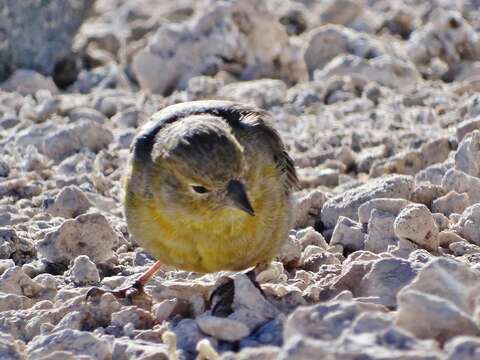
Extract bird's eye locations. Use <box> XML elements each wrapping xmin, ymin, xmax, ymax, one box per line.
<box><xmin>192</xmin><ymin>185</ymin><xmax>209</xmax><ymax>194</ymax></box>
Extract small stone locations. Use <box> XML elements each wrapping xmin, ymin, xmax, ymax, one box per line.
<box><xmin>432</xmin><ymin>213</ymin><xmax>449</xmax><ymax>231</ymax></box>
<box><xmin>457</xmin><ymin>117</ymin><xmax>480</xmax><ymax>142</ymax></box>
<box><xmin>445</xmin><ymin>336</ymin><xmax>480</xmax><ymax>360</ymax></box>
<box><xmin>69</xmin><ymin>255</ymin><xmax>100</xmax><ymax>286</ymax></box>
<box><xmin>37</xmin><ymin>212</ymin><xmax>116</xmax><ymax>264</ymax></box>
<box><xmin>442</xmin><ymin>169</ymin><xmax>480</xmax><ymax>204</ymax></box>
<box><xmin>229</xmin><ymin>274</ymin><xmax>279</xmax><ymax>330</ymax></box>
<box><xmin>284</xmin><ymin>300</ymin><xmax>384</xmax><ymax>341</ymax></box>
<box><xmin>315</xmin><ymin>54</ymin><xmax>420</xmax><ymax>90</ymax></box>
<box><xmin>302</xmin><ymin>251</ymin><xmax>340</xmax><ymax>272</ymax></box>
<box><xmin>0</xmin><ymin>332</ymin><xmax>24</xmax><ymax>359</ymax></box>
<box><xmin>453</xmin><ymin>204</ymin><xmax>480</xmax><ymax>246</ymax></box>
<box><xmin>111</xmin><ymin>306</ymin><xmax>154</xmax><ymax>330</ymax></box>
<box><xmin>217</xmin><ymin>79</ymin><xmax>287</xmax><ymax>108</ymax></box>
<box><xmin>432</xmin><ymin>191</ymin><xmax>470</xmax><ymax>217</ymax></box>
<box><xmin>356</xmin><ymin>258</ymin><xmax>417</xmax><ymax>308</ymax></box>
<box><xmin>43</xmin><ymin>186</ymin><xmax>92</xmax><ymax>218</ymax></box>
<box><xmin>0</xmin><ymin>266</ymin><xmax>44</xmax><ymax>297</ymax></box>
<box><xmin>365</xmin><ymin>209</ymin><xmax>398</xmax><ymax>253</ymax></box>
<box><xmin>152</xmin><ymin>298</ymin><xmax>190</xmax><ymax>324</ymax></box>
<box><xmin>358</xmin><ymin>198</ymin><xmax>410</xmax><ymax>224</ymax></box>
<box><xmin>411</xmin><ymin>183</ymin><xmax>446</xmax><ymax>208</ymax></box>
<box><xmin>111</xmin><ymin>107</ymin><xmax>145</xmax><ymax>129</ymax></box>
<box><xmin>277</xmin><ymin>236</ymin><xmax>302</xmax><ymax>267</ymax></box>
<box><xmin>416</xmin><ymin>163</ymin><xmax>452</xmax><ymax>186</ymax></box>
<box><xmin>197</xmin><ymin>315</ymin><xmax>250</xmax><ymax>341</ymax></box>
<box><xmin>330</xmin><ymin>216</ymin><xmax>365</xmax><ymax>253</ymax></box>
<box><xmin>439</xmin><ymin>230</ymin><xmax>465</xmax><ymax>248</ymax></box>
<box><xmin>42</xmin><ymin>120</ymin><xmax>113</xmax><ymax>161</ymax></box>
<box><xmin>0</xmin><ymin>292</ymin><xmax>33</xmax><ymax>311</ymax></box>
<box><xmin>455</xmin><ymin>130</ymin><xmax>480</xmax><ymax>177</ymax></box>
<box><xmin>397</xmin><ymin>290</ymin><xmax>479</xmax><ymax>343</ymax></box>
<box><xmin>450</xmin><ymin>241</ymin><xmax>480</xmax><ymax>256</ymax></box>
<box><xmin>321</xmin><ymin>175</ymin><xmax>413</xmax><ymax>228</ymax></box>
<box><xmin>394</xmin><ymin>204</ymin><xmax>439</xmax><ymax>251</ymax></box>
<box><xmin>27</xmin><ymin>329</ymin><xmax>111</xmax><ymax>359</ymax></box>
<box><xmin>293</xmin><ymin>190</ymin><xmax>327</xmax><ymax>228</ymax></box>
<box><xmin>1</xmin><ymin>69</ymin><xmax>58</xmax><ymax>94</ymax></box>
<box><xmin>295</xmin><ymin>227</ymin><xmax>328</xmax><ymax>250</ymax></box>
<box><xmin>69</xmin><ymin>107</ymin><xmax>108</xmax><ymax>124</ymax></box>
<box><xmin>112</xmin><ymin>338</ymin><xmax>169</xmax><ymax>360</ymax></box>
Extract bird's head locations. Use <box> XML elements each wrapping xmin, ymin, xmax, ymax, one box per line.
<box><xmin>150</xmin><ymin>115</ymin><xmax>255</xmax><ymax>217</ymax></box>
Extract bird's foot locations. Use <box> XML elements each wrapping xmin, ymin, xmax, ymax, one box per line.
<box><xmin>85</xmin><ymin>260</ymin><xmax>162</xmax><ymax>303</ymax></box>
<box><xmin>86</xmin><ymin>278</ymin><xmax>146</xmax><ymax>302</ymax></box>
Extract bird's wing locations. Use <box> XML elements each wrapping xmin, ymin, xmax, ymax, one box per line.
<box><xmin>131</xmin><ymin>100</ymin><xmax>299</xmax><ymax>192</ymax></box>
<box><xmin>238</xmin><ymin>110</ymin><xmax>300</xmax><ymax>194</ymax></box>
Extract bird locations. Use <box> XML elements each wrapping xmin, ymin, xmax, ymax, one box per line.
<box><xmin>87</xmin><ymin>100</ymin><xmax>298</xmax><ymax>303</ymax></box>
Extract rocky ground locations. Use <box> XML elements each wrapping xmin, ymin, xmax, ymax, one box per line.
<box><xmin>2</xmin><ymin>0</ymin><xmax>480</xmax><ymax>359</ymax></box>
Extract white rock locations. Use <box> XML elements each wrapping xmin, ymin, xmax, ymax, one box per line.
<box><xmin>228</xmin><ymin>273</ymin><xmax>279</xmax><ymax>330</ymax></box>
<box><xmin>43</xmin><ymin>186</ymin><xmax>92</xmax><ymax>218</ymax></box>
<box><xmin>393</xmin><ymin>204</ymin><xmax>439</xmax><ymax>251</ymax></box>
<box><xmin>0</xmin><ymin>333</ymin><xmax>23</xmax><ymax>359</ymax></box>
<box><xmin>442</xmin><ymin>168</ymin><xmax>480</xmax><ymax>204</ymax></box>
<box><xmin>112</xmin><ymin>338</ymin><xmax>169</xmax><ymax>360</ymax></box>
<box><xmin>315</xmin><ymin>54</ymin><xmax>420</xmax><ymax>90</ymax></box>
<box><xmin>457</xmin><ymin>117</ymin><xmax>480</xmax><ymax>142</ymax></box>
<box><xmin>70</xmin><ymin>255</ymin><xmax>100</xmax><ymax>286</ymax></box>
<box><xmin>41</xmin><ymin>119</ymin><xmax>113</xmax><ymax>161</ymax></box>
<box><xmin>399</xmin><ymin>258</ymin><xmax>480</xmax><ymax>320</ymax></box>
<box><xmin>365</xmin><ymin>209</ymin><xmax>398</xmax><ymax>253</ymax></box>
<box><xmin>197</xmin><ymin>315</ymin><xmax>250</xmax><ymax>341</ymax></box>
<box><xmin>1</xmin><ymin>69</ymin><xmax>58</xmax><ymax>95</ymax></box>
<box><xmin>439</xmin><ymin>230</ymin><xmax>465</xmax><ymax>248</ymax></box>
<box><xmin>453</xmin><ymin>204</ymin><xmax>480</xmax><ymax>246</ymax></box>
<box><xmin>152</xmin><ymin>298</ymin><xmax>189</xmax><ymax>324</ymax></box>
<box><xmin>295</xmin><ymin>227</ymin><xmax>328</xmax><ymax>250</ymax></box>
<box><xmin>358</xmin><ymin>198</ymin><xmax>410</xmax><ymax>224</ymax></box>
<box><xmin>432</xmin><ymin>191</ymin><xmax>470</xmax><ymax>217</ymax></box>
<box><xmin>111</xmin><ymin>306</ymin><xmax>154</xmax><ymax>330</ymax></box>
<box><xmin>132</xmin><ymin>1</ymin><xmax>306</xmax><ymax>95</ymax></box>
<box><xmin>411</xmin><ymin>183</ymin><xmax>447</xmax><ymax>208</ymax></box>
<box><xmin>356</xmin><ymin>258</ymin><xmax>417</xmax><ymax>308</ymax></box>
<box><xmin>0</xmin><ymin>266</ymin><xmax>44</xmax><ymax>297</ymax></box>
<box><xmin>416</xmin><ymin>163</ymin><xmax>452</xmax><ymax>186</ymax></box>
<box><xmin>445</xmin><ymin>336</ymin><xmax>480</xmax><ymax>360</ymax></box>
<box><xmin>321</xmin><ymin>175</ymin><xmax>414</xmax><ymax>228</ymax></box>
<box><xmin>38</xmin><ymin>212</ymin><xmax>116</xmax><ymax>263</ymax></box>
<box><xmin>293</xmin><ymin>190</ymin><xmax>327</xmax><ymax>228</ymax></box>
<box><xmin>217</xmin><ymin>79</ymin><xmax>287</xmax><ymax>108</ymax></box>
<box><xmin>397</xmin><ymin>289</ymin><xmax>479</xmax><ymax>343</ymax></box>
<box><xmin>277</xmin><ymin>235</ymin><xmax>302</xmax><ymax>266</ymax></box>
<box><xmin>0</xmin><ymin>292</ymin><xmax>33</xmax><ymax>311</ymax></box>
<box><xmin>455</xmin><ymin>130</ymin><xmax>480</xmax><ymax>177</ymax></box>
<box><xmin>27</xmin><ymin>329</ymin><xmax>112</xmax><ymax>360</ymax></box>
<box><xmin>407</xmin><ymin>9</ymin><xmax>480</xmax><ymax>68</ymax></box>
<box><xmin>330</xmin><ymin>216</ymin><xmax>365</xmax><ymax>252</ymax></box>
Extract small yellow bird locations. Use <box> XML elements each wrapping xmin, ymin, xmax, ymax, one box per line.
<box><xmin>91</xmin><ymin>100</ymin><xmax>298</xmax><ymax>298</ymax></box>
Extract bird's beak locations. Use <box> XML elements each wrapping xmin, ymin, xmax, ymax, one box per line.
<box><xmin>226</xmin><ymin>180</ymin><xmax>255</xmax><ymax>216</ymax></box>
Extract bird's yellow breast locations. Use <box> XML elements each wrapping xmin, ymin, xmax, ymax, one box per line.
<box><xmin>125</xmin><ymin>163</ymin><xmax>291</xmax><ymax>273</ymax></box>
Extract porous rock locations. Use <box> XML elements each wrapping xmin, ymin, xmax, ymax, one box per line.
<box><xmin>37</xmin><ymin>212</ymin><xmax>116</xmax><ymax>264</ymax></box>
<box><xmin>321</xmin><ymin>175</ymin><xmax>414</xmax><ymax>229</ymax></box>
<box><xmin>393</xmin><ymin>204</ymin><xmax>439</xmax><ymax>251</ymax></box>
<box><xmin>43</xmin><ymin>186</ymin><xmax>92</xmax><ymax>219</ymax></box>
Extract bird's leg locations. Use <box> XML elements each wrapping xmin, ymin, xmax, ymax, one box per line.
<box><xmin>210</xmin><ymin>263</ymin><xmax>267</xmax><ymax>317</ymax></box>
<box><xmin>86</xmin><ymin>260</ymin><xmax>162</xmax><ymax>301</ymax></box>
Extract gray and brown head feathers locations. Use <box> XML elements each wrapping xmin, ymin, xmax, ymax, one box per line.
<box><xmin>152</xmin><ymin>115</ymin><xmax>245</xmax><ymax>186</ymax></box>
<box><xmin>131</xmin><ymin>100</ymin><xmax>299</xmax><ymax>194</ymax></box>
